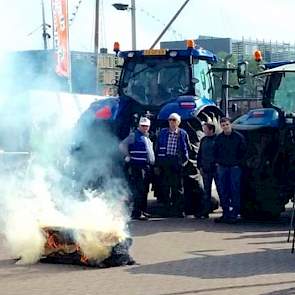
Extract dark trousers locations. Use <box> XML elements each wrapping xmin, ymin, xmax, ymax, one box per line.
<box><xmin>129</xmin><ymin>165</ymin><xmax>150</xmax><ymax>217</ymax></box>
<box><xmin>216</xmin><ymin>165</ymin><xmax>241</xmax><ymax>218</ymax></box>
<box><xmin>201</xmin><ymin>170</ymin><xmax>219</xmax><ymax>214</ymax></box>
<box><xmin>159</xmin><ymin>156</ymin><xmax>184</xmax><ymax>215</ymax></box>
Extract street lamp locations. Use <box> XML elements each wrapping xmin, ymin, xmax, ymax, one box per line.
<box><xmin>112</xmin><ymin>3</ymin><xmax>129</xmax><ymax>10</ymax></box>
<box><xmin>112</xmin><ymin>0</ymin><xmax>136</xmax><ymax>50</ymax></box>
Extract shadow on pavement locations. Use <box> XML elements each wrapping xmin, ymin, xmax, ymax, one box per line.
<box><xmin>260</xmin><ymin>286</ymin><xmax>295</xmax><ymax>295</ymax></box>
<box><xmin>156</xmin><ymin>281</ymin><xmax>295</xmax><ymax>295</ymax></box>
<box><xmin>224</xmin><ymin>231</ymin><xmax>288</xmax><ymax>241</ymax></box>
<box><xmin>129</xmin><ymin>217</ymin><xmax>289</xmax><ymax>238</ymax></box>
<box><xmin>127</xmin><ymin>248</ymin><xmax>295</xmax><ymax>279</ymax></box>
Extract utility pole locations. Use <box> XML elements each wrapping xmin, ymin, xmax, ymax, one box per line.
<box><xmin>94</xmin><ymin>0</ymin><xmax>100</xmax><ymax>55</ymax></box>
<box><xmin>131</xmin><ymin>0</ymin><xmax>136</xmax><ymax>50</ymax></box>
<box><xmin>41</xmin><ymin>0</ymin><xmax>48</xmax><ymax>50</ymax></box>
<box><xmin>150</xmin><ymin>0</ymin><xmax>190</xmax><ymax>49</ymax></box>
<box><xmin>95</xmin><ymin>0</ymin><xmax>100</xmax><ymax>94</ymax></box>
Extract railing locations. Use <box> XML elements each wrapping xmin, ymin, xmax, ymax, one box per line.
<box><xmin>227</xmin><ymin>97</ymin><xmax>263</xmax><ymax>119</ymax></box>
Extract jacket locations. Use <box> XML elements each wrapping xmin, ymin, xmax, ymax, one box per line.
<box><xmin>214</xmin><ymin>130</ymin><xmax>247</xmax><ymax>167</ymax></box>
<box><xmin>197</xmin><ymin>134</ymin><xmax>217</xmax><ymax>172</ymax></box>
<box><xmin>156</xmin><ymin>127</ymin><xmax>189</xmax><ymax>166</ymax></box>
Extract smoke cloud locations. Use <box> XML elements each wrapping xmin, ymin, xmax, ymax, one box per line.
<box><xmin>0</xmin><ymin>51</ymin><xmax>130</xmax><ymax>265</ymax></box>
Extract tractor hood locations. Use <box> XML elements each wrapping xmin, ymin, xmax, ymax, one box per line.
<box><xmin>232</xmin><ymin>108</ymin><xmax>280</xmax><ymax>130</ymax></box>
<box><xmin>157</xmin><ymin>95</ymin><xmax>222</xmax><ymax>121</ymax></box>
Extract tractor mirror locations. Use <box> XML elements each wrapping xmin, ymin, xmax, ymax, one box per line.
<box><xmin>237</xmin><ymin>61</ymin><xmax>248</xmax><ymax>79</ymax></box>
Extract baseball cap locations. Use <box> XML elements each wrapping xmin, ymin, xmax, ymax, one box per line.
<box><xmin>139</xmin><ymin>117</ymin><xmax>151</xmax><ymax>126</ymax></box>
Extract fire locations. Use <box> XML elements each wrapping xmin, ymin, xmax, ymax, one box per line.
<box><xmin>80</xmin><ymin>255</ymin><xmax>88</xmax><ymax>264</ymax></box>
<box><xmin>45</xmin><ymin>231</ymin><xmax>59</xmax><ymax>249</ymax></box>
<box><xmin>40</xmin><ymin>226</ymin><xmax>133</xmax><ymax>267</ymax></box>
<box><xmin>42</xmin><ymin>227</ymin><xmax>83</xmax><ymax>258</ymax></box>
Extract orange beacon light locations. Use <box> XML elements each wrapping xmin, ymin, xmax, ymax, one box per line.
<box><xmin>254</xmin><ymin>50</ymin><xmax>263</xmax><ymax>62</ymax></box>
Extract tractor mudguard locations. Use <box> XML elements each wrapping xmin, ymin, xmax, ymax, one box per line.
<box><xmin>157</xmin><ymin>95</ymin><xmax>222</xmax><ymax>121</ymax></box>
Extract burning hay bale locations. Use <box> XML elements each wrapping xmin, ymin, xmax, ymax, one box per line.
<box><xmin>39</xmin><ymin>226</ymin><xmax>135</xmax><ymax>267</ymax></box>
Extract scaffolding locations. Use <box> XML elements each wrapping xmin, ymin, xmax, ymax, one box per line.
<box><xmin>232</xmin><ymin>38</ymin><xmax>295</xmax><ymax>62</ymax></box>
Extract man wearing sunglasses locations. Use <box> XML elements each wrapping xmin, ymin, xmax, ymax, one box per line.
<box><xmin>214</xmin><ymin>117</ymin><xmax>247</xmax><ymax>224</ymax></box>
<box><xmin>119</xmin><ymin>117</ymin><xmax>155</xmax><ymax>220</ymax></box>
<box><xmin>155</xmin><ymin>113</ymin><xmax>190</xmax><ymax>217</ymax></box>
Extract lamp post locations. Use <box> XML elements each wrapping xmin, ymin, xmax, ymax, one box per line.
<box><xmin>112</xmin><ymin>1</ymin><xmax>136</xmax><ymax>50</ymax></box>
<box><xmin>95</xmin><ymin>0</ymin><xmax>100</xmax><ymax>55</ymax></box>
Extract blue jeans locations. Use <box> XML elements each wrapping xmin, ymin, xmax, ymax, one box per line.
<box><xmin>216</xmin><ymin>165</ymin><xmax>241</xmax><ymax>219</ymax></box>
<box><xmin>201</xmin><ymin>170</ymin><xmax>219</xmax><ymax>214</ymax></box>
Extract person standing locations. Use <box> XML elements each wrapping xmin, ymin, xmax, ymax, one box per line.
<box><xmin>214</xmin><ymin>117</ymin><xmax>247</xmax><ymax>223</ymax></box>
<box><xmin>196</xmin><ymin>122</ymin><xmax>218</xmax><ymax>218</ymax></box>
<box><xmin>119</xmin><ymin>117</ymin><xmax>155</xmax><ymax>220</ymax></box>
<box><xmin>155</xmin><ymin>113</ymin><xmax>190</xmax><ymax>217</ymax></box>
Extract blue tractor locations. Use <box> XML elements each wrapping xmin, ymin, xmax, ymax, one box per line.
<box><xmin>73</xmin><ymin>41</ymin><xmax>223</xmax><ymax>212</ymax></box>
<box><xmin>233</xmin><ymin>61</ymin><xmax>295</xmax><ymax>218</ymax></box>
<box><xmin>83</xmin><ymin>42</ymin><xmax>223</xmax><ymax>139</ymax></box>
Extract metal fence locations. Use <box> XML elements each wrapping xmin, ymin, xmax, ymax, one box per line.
<box><xmin>228</xmin><ymin>97</ymin><xmax>263</xmax><ymax>119</ymax></box>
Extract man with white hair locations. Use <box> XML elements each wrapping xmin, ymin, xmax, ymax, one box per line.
<box><xmin>119</xmin><ymin>117</ymin><xmax>155</xmax><ymax>220</ymax></box>
<box><xmin>155</xmin><ymin>113</ymin><xmax>190</xmax><ymax>217</ymax></box>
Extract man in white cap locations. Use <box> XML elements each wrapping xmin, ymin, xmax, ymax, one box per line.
<box><xmin>119</xmin><ymin>117</ymin><xmax>155</xmax><ymax>220</ymax></box>
<box><xmin>155</xmin><ymin>113</ymin><xmax>190</xmax><ymax>217</ymax></box>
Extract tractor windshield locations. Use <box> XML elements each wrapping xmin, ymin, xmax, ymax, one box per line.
<box><xmin>121</xmin><ymin>57</ymin><xmax>190</xmax><ymax>106</ymax></box>
<box><xmin>266</xmin><ymin>72</ymin><xmax>295</xmax><ymax>113</ymax></box>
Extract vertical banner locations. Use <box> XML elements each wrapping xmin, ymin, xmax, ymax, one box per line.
<box><xmin>51</xmin><ymin>0</ymin><xmax>71</xmax><ymax>78</ymax></box>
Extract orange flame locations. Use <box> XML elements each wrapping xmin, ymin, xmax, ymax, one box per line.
<box><xmin>80</xmin><ymin>255</ymin><xmax>88</xmax><ymax>264</ymax></box>
<box><xmin>46</xmin><ymin>231</ymin><xmax>59</xmax><ymax>249</ymax></box>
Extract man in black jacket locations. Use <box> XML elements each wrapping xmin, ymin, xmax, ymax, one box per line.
<box><xmin>197</xmin><ymin>122</ymin><xmax>218</xmax><ymax>218</ymax></box>
<box><xmin>214</xmin><ymin>117</ymin><xmax>247</xmax><ymax>223</ymax></box>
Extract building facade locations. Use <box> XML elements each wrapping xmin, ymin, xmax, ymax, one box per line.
<box><xmin>97</xmin><ymin>49</ymin><xmax>122</xmax><ymax>96</ymax></box>
<box><xmin>161</xmin><ymin>36</ymin><xmax>295</xmax><ymax>63</ymax></box>
<box><xmin>232</xmin><ymin>38</ymin><xmax>295</xmax><ymax>62</ymax></box>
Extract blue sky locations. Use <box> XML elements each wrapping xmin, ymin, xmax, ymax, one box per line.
<box><xmin>0</xmin><ymin>0</ymin><xmax>294</xmax><ymax>53</ymax></box>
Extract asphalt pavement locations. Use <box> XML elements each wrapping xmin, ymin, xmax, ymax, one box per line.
<box><xmin>1</xmin><ymin>208</ymin><xmax>295</xmax><ymax>295</ymax></box>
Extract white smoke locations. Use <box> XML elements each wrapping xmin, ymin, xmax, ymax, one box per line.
<box><xmin>0</xmin><ymin>55</ymin><xmax>130</xmax><ymax>264</ymax></box>
<box><xmin>1</xmin><ymin>165</ymin><xmax>129</xmax><ymax>264</ymax></box>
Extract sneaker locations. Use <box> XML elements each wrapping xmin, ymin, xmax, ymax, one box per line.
<box><xmin>184</xmin><ymin>214</ymin><xmax>195</xmax><ymax>219</ymax></box>
<box><xmin>172</xmin><ymin>212</ymin><xmax>185</xmax><ymax>218</ymax></box>
<box><xmin>138</xmin><ymin>213</ymin><xmax>149</xmax><ymax>220</ymax></box>
<box><xmin>142</xmin><ymin>212</ymin><xmax>151</xmax><ymax>218</ymax></box>
<box><xmin>194</xmin><ymin>213</ymin><xmax>209</xmax><ymax>219</ymax></box>
<box><xmin>131</xmin><ymin>213</ymin><xmax>148</xmax><ymax>220</ymax></box>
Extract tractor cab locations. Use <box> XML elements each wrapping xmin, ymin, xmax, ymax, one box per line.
<box><xmin>260</xmin><ymin>62</ymin><xmax>295</xmax><ymax>119</ymax></box>
<box><xmin>118</xmin><ymin>47</ymin><xmax>215</xmax><ymax>108</ymax></box>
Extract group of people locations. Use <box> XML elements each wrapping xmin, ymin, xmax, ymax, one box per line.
<box><xmin>119</xmin><ymin>113</ymin><xmax>247</xmax><ymax>223</ymax></box>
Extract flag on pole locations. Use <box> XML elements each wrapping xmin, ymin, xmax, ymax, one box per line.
<box><xmin>51</xmin><ymin>0</ymin><xmax>71</xmax><ymax>78</ymax></box>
